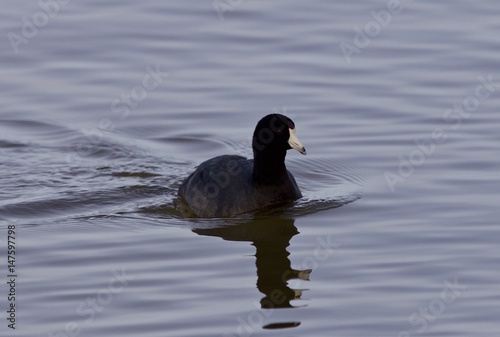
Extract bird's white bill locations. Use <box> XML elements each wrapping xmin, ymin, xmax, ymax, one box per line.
<box><xmin>288</xmin><ymin>128</ymin><xmax>307</xmax><ymax>155</ymax></box>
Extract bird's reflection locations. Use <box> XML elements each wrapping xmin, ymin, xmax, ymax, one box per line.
<box><xmin>193</xmin><ymin>217</ymin><xmax>311</xmax><ymax>310</ymax></box>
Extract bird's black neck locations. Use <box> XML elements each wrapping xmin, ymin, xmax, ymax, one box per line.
<box><xmin>252</xmin><ymin>149</ymin><xmax>288</xmax><ymax>184</ymax></box>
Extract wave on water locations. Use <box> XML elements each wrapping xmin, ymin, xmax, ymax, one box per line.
<box><xmin>1</xmin><ymin>119</ymin><xmax>373</xmax><ymax>225</ymax></box>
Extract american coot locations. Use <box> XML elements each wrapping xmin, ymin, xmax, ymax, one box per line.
<box><xmin>178</xmin><ymin>114</ymin><xmax>306</xmax><ymax>217</ymax></box>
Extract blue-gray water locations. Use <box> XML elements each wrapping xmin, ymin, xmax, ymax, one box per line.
<box><xmin>1</xmin><ymin>1</ymin><xmax>500</xmax><ymax>336</ymax></box>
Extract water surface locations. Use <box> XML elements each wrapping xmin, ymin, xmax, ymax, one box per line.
<box><xmin>1</xmin><ymin>1</ymin><xmax>500</xmax><ymax>336</ymax></box>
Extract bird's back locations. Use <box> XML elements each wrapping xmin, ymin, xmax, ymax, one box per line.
<box><xmin>178</xmin><ymin>155</ymin><xmax>301</xmax><ymax>217</ymax></box>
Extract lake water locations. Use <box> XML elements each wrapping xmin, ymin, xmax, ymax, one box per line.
<box><xmin>1</xmin><ymin>1</ymin><xmax>500</xmax><ymax>336</ymax></box>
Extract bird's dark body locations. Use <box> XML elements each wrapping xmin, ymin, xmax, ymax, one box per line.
<box><xmin>177</xmin><ymin>114</ymin><xmax>306</xmax><ymax>217</ymax></box>
<box><xmin>178</xmin><ymin>155</ymin><xmax>302</xmax><ymax>217</ymax></box>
